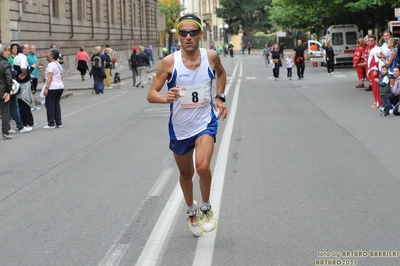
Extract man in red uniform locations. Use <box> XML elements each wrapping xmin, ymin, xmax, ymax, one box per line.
<box><xmin>367</xmin><ymin>35</ymin><xmax>382</xmax><ymax>108</ymax></box>
<box><xmin>353</xmin><ymin>38</ymin><xmax>366</xmax><ymax>88</ymax></box>
<box><xmin>309</xmin><ymin>43</ymin><xmax>318</xmax><ymax>67</ymax></box>
<box><xmin>363</xmin><ymin>36</ymin><xmax>372</xmax><ymax>91</ymax></box>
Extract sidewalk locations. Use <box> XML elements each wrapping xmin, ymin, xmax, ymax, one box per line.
<box><xmin>36</xmin><ymin>59</ymin><xmax>161</xmax><ymax>101</ymax></box>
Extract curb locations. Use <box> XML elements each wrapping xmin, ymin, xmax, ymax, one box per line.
<box><xmin>35</xmin><ymin>68</ymin><xmax>156</xmax><ymax>105</ymax></box>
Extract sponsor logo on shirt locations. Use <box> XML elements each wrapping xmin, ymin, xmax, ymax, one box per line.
<box><xmin>179</xmin><ymin>73</ymin><xmax>190</xmax><ymax>78</ymax></box>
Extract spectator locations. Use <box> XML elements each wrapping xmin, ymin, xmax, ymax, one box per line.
<box><xmin>14</xmin><ymin>44</ymin><xmax>35</xmax><ymax>129</ymax></box>
<box><xmin>103</xmin><ymin>48</ymin><xmax>112</xmax><ymax>89</ymax></box>
<box><xmin>224</xmin><ymin>43</ymin><xmax>229</xmax><ymax>57</ymax></box>
<box><xmin>228</xmin><ymin>42</ymin><xmax>234</xmax><ymax>57</ymax></box>
<box><xmin>50</xmin><ymin>44</ymin><xmax>63</xmax><ymax>64</ymax></box>
<box><xmin>379</xmin><ymin>37</ymin><xmax>398</xmax><ymax>87</ymax></box>
<box><xmin>43</xmin><ymin>48</ymin><xmax>64</xmax><ymax>129</ymax></box>
<box><xmin>363</xmin><ymin>35</ymin><xmax>373</xmax><ymax>91</ymax></box>
<box><xmin>309</xmin><ymin>43</ymin><xmax>318</xmax><ymax>67</ymax></box>
<box><xmin>268</xmin><ymin>43</ymin><xmax>282</xmax><ymax>81</ymax></box>
<box><xmin>389</xmin><ymin>65</ymin><xmax>400</xmax><ymax>115</ymax></box>
<box><xmin>367</xmin><ymin>35</ymin><xmax>382</xmax><ymax>108</ymax></box>
<box><xmin>279</xmin><ymin>41</ymin><xmax>284</xmax><ymax>57</ymax></box>
<box><xmin>375</xmin><ymin>65</ymin><xmax>391</xmax><ymax>117</ymax></box>
<box><xmin>75</xmin><ymin>46</ymin><xmax>90</xmax><ymax>81</ymax></box>
<box><xmin>0</xmin><ymin>44</ymin><xmax>13</xmax><ymax>140</ymax></box>
<box><xmin>209</xmin><ymin>42</ymin><xmax>218</xmax><ymax>53</ymax></box>
<box><xmin>353</xmin><ymin>38</ymin><xmax>366</xmax><ymax>88</ymax></box>
<box><xmin>145</xmin><ymin>43</ymin><xmax>154</xmax><ymax>65</ymax></box>
<box><xmin>285</xmin><ymin>54</ymin><xmax>293</xmax><ymax>80</ymax></box>
<box><xmin>325</xmin><ymin>40</ymin><xmax>336</xmax><ymax>75</ymax></box>
<box><xmin>89</xmin><ymin>46</ymin><xmax>106</xmax><ymax>94</ymax></box>
<box><xmin>262</xmin><ymin>43</ymin><xmax>271</xmax><ymax>66</ymax></box>
<box><xmin>6</xmin><ymin>43</ymin><xmax>31</xmax><ymax>133</ymax></box>
<box><xmin>293</xmin><ymin>39</ymin><xmax>308</xmax><ymax>79</ymax></box>
<box><xmin>130</xmin><ymin>46</ymin><xmax>138</xmax><ymax>87</ymax></box>
<box><xmin>162</xmin><ymin>47</ymin><xmax>168</xmax><ymax>58</ymax></box>
<box><xmin>218</xmin><ymin>44</ymin><xmax>223</xmax><ymax>56</ymax></box>
<box><xmin>27</xmin><ymin>44</ymin><xmax>40</xmax><ymax>111</ymax></box>
<box><xmin>134</xmin><ymin>45</ymin><xmax>150</xmax><ymax>88</ymax></box>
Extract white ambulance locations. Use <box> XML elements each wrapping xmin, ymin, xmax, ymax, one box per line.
<box><xmin>388</xmin><ymin>20</ymin><xmax>400</xmax><ymax>40</ymax></box>
<box><xmin>309</xmin><ymin>24</ymin><xmax>360</xmax><ymax>66</ymax></box>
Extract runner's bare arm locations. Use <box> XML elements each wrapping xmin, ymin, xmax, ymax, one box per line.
<box><xmin>208</xmin><ymin>50</ymin><xmax>227</xmax><ymax>120</ymax></box>
<box><xmin>147</xmin><ymin>55</ymin><xmax>179</xmax><ymax>104</ymax></box>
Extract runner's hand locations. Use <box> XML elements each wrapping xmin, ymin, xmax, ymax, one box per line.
<box><xmin>214</xmin><ymin>100</ymin><xmax>227</xmax><ymax>121</ymax></box>
<box><xmin>166</xmin><ymin>87</ymin><xmax>180</xmax><ymax>103</ymax></box>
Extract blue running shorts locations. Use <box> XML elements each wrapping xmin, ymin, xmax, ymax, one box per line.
<box><xmin>169</xmin><ymin>128</ymin><xmax>216</xmax><ymax>155</ymax></box>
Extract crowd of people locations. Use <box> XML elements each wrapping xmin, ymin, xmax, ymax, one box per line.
<box><xmin>352</xmin><ymin>30</ymin><xmax>400</xmax><ymax>116</ymax></box>
<box><xmin>0</xmin><ymin>43</ymin><xmax>67</xmax><ymax>140</ymax></box>
<box><xmin>0</xmin><ymin>41</ymin><xmax>158</xmax><ymax>140</ymax></box>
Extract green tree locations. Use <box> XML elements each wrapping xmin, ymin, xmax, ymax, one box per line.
<box><xmin>159</xmin><ymin>0</ymin><xmax>185</xmax><ymax>32</ymax></box>
<box><xmin>268</xmin><ymin>0</ymin><xmax>399</xmax><ymax>38</ymax></box>
<box><xmin>216</xmin><ymin>0</ymin><xmax>272</xmax><ymax>34</ymax></box>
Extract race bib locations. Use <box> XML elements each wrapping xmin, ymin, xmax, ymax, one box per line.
<box><xmin>178</xmin><ymin>84</ymin><xmax>210</xmax><ymax>108</ymax></box>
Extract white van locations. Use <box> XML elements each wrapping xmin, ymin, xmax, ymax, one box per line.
<box><xmin>309</xmin><ymin>24</ymin><xmax>360</xmax><ymax>65</ymax></box>
<box><xmin>388</xmin><ymin>21</ymin><xmax>400</xmax><ymax>39</ymax></box>
<box><xmin>327</xmin><ymin>24</ymin><xmax>360</xmax><ymax>65</ymax></box>
<box><xmin>308</xmin><ymin>40</ymin><xmax>325</xmax><ymax>65</ymax></box>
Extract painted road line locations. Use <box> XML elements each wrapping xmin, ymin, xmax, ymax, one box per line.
<box><xmin>193</xmin><ymin>60</ymin><xmax>242</xmax><ymax>266</ymax></box>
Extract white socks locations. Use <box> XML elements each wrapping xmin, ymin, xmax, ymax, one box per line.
<box><xmin>187</xmin><ymin>203</ymin><xmax>196</xmax><ymax>216</ymax></box>
<box><xmin>200</xmin><ymin>201</ymin><xmax>211</xmax><ymax>211</ymax></box>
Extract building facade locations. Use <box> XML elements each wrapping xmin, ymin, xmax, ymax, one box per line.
<box><xmin>0</xmin><ymin>0</ymin><xmax>159</xmax><ymax>75</ymax></box>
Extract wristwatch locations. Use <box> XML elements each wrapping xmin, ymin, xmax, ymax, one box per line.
<box><xmin>215</xmin><ymin>93</ymin><xmax>226</xmax><ymax>102</ymax></box>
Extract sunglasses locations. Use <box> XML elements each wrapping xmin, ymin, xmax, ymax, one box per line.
<box><xmin>178</xmin><ymin>30</ymin><xmax>200</xmax><ymax>37</ymax></box>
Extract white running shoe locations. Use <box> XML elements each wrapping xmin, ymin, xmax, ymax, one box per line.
<box><xmin>187</xmin><ymin>201</ymin><xmax>203</xmax><ymax>237</ymax></box>
<box><xmin>19</xmin><ymin>126</ymin><xmax>32</xmax><ymax>133</ymax></box>
<box><xmin>200</xmin><ymin>206</ymin><xmax>218</xmax><ymax>233</ymax></box>
<box><xmin>43</xmin><ymin>125</ymin><xmax>56</xmax><ymax>129</ymax></box>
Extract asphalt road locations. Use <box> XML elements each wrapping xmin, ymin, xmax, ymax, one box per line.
<box><xmin>1</xmin><ymin>54</ymin><xmax>399</xmax><ymax>266</ymax></box>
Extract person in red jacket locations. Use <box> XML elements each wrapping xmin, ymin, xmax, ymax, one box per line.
<box><xmin>363</xmin><ymin>35</ymin><xmax>373</xmax><ymax>91</ymax></box>
<box><xmin>367</xmin><ymin>35</ymin><xmax>382</xmax><ymax>108</ymax></box>
<box><xmin>353</xmin><ymin>38</ymin><xmax>366</xmax><ymax>88</ymax></box>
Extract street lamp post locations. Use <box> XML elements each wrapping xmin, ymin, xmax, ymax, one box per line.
<box><xmin>224</xmin><ymin>24</ymin><xmax>229</xmax><ymax>45</ymax></box>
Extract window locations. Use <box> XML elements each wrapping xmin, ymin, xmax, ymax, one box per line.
<box><xmin>346</xmin><ymin>32</ymin><xmax>357</xmax><ymax>45</ymax></box>
<box><xmin>52</xmin><ymin>0</ymin><xmax>59</xmax><ymax>17</ymax></box>
<box><xmin>66</xmin><ymin>0</ymin><xmax>71</xmax><ymax>19</ymax></box>
<box><xmin>77</xmin><ymin>0</ymin><xmax>84</xmax><ymax>20</ymax></box>
<box><xmin>96</xmin><ymin>0</ymin><xmax>100</xmax><ymax>22</ymax></box>
<box><xmin>332</xmin><ymin>33</ymin><xmax>343</xmax><ymax>46</ymax></box>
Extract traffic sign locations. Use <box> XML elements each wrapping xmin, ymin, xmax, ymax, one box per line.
<box><xmin>395</xmin><ymin>8</ymin><xmax>400</xmax><ymax>17</ymax></box>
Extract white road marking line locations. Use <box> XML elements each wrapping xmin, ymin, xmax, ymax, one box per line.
<box><xmin>148</xmin><ymin>167</ymin><xmax>174</xmax><ymax>197</ymax></box>
<box><xmin>135</xmin><ymin>183</ymin><xmax>183</xmax><ymax>266</ymax></box>
<box><xmin>246</xmin><ymin>76</ymin><xmax>256</xmax><ymax>79</ymax></box>
<box><xmin>98</xmin><ymin>244</ymin><xmax>129</xmax><ymax>266</ymax></box>
<box><xmin>193</xmin><ymin>61</ymin><xmax>242</xmax><ymax>266</ymax></box>
<box><xmin>98</xmin><ymin>161</ymin><xmax>174</xmax><ymax>266</ymax></box>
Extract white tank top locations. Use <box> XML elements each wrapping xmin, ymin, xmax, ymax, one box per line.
<box><xmin>167</xmin><ymin>48</ymin><xmax>215</xmax><ymax>140</ymax></box>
